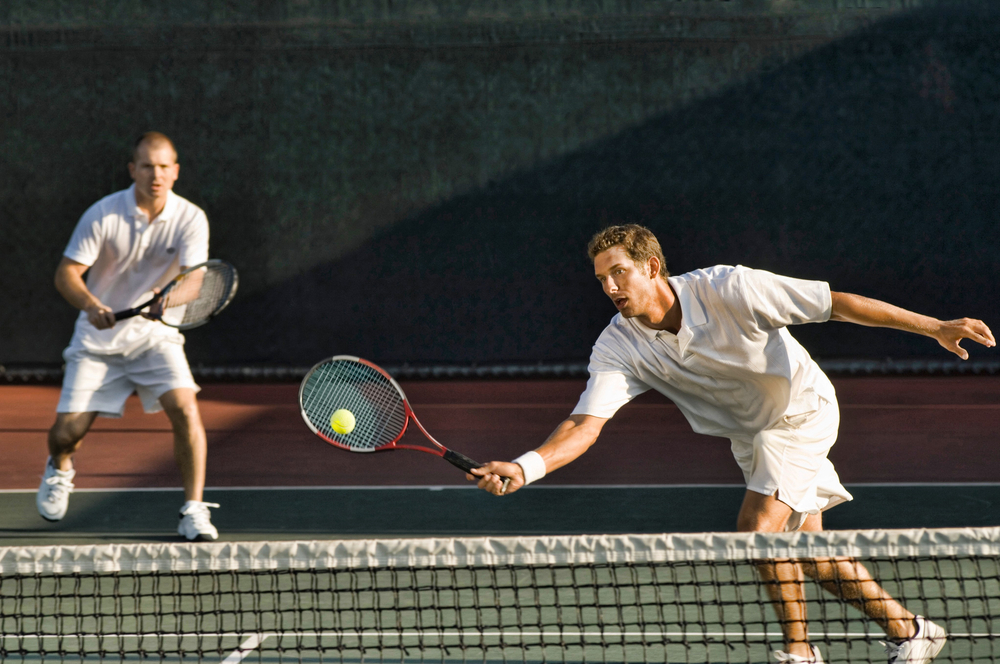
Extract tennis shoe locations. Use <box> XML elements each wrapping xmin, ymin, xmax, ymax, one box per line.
<box><xmin>178</xmin><ymin>501</ymin><xmax>220</xmax><ymax>541</ymax></box>
<box><xmin>773</xmin><ymin>645</ymin><xmax>824</xmax><ymax>663</ymax></box>
<box><xmin>37</xmin><ymin>457</ymin><xmax>75</xmax><ymax>521</ymax></box>
<box><xmin>882</xmin><ymin>616</ymin><xmax>946</xmax><ymax>664</ymax></box>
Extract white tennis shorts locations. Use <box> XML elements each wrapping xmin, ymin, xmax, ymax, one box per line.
<box><xmin>58</xmin><ymin>340</ymin><xmax>200</xmax><ymax>418</ymax></box>
<box><xmin>730</xmin><ymin>392</ymin><xmax>853</xmax><ymax>516</ymax></box>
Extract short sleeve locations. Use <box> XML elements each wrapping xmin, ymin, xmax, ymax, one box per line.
<box><xmin>63</xmin><ymin>205</ymin><xmax>105</xmax><ymax>267</ymax></box>
<box><xmin>177</xmin><ymin>210</ymin><xmax>209</xmax><ymax>268</ymax></box>
<box><xmin>571</xmin><ymin>335</ymin><xmax>650</xmax><ymax>419</ymax></box>
<box><xmin>739</xmin><ymin>268</ymin><xmax>832</xmax><ymax>330</ymax></box>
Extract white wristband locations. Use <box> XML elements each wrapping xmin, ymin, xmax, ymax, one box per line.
<box><xmin>512</xmin><ymin>451</ymin><xmax>546</xmax><ymax>485</ymax></box>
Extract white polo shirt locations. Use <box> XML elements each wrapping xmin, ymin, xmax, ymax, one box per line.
<box><xmin>63</xmin><ymin>184</ymin><xmax>209</xmax><ymax>358</ymax></box>
<box><xmin>572</xmin><ymin>265</ymin><xmax>837</xmax><ymax>438</ymax></box>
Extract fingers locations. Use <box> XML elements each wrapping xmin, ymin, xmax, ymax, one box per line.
<box><xmin>939</xmin><ymin>318</ymin><xmax>997</xmax><ymax>359</ymax></box>
<box><xmin>970</xmin><ymin>319</ymin><xmax>997</xmax><ymax>347</ymax></box>
<box><xmin>466</xmin><ymin>461</ymin><xmax>523</xmax><ymax>496</ymax></box>
<box><xmin>86</xmin><ymin>304</ymin><xmax>116</xmax><ymax>330</ymax></box>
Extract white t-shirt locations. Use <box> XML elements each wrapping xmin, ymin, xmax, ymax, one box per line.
<box><xmin>63</xmin><ymin>184</ymin><xmax>210</xmax><ymax>358</ymax></box>
<box><xmin>572</xmin><ymin>265</ymin><xmax>836</xmax><ymax>438</ymax></box>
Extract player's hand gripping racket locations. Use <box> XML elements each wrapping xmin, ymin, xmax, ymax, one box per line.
<box><xmin>113</xmin><ymin>259</ymin><xmax>239</xmax><ymax>330</ymax></box>
<box><xmin>299</xmin><ymin>356</ymin><xmax>510</xmax><ymax>492</ymax></box>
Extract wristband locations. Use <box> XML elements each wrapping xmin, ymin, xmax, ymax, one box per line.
<box><xmin>512</xmin><ymin>451</ymin><xmax>546</xmax><ymax>485</ymax></box>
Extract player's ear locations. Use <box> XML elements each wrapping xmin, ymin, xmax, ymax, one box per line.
<box><xmin>647</xmin><ymin>256</ymin><xmax>660</xmax><ymax>279</ymax></box>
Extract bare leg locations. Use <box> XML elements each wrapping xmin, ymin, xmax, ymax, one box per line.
<box><xmin>48</xmin><ymin>412</ymin><xmax>99</xmax><ymax>470</ymax></box>
<box><xmin>798</xmin><ymin>513</ymin><xmax>916</xmax><ymax>641</ymax></box>
<box><xmin>159</xmin><ymin>388</ymin><xmax>207</xmax><ymax>502</ymax></box>
<box><xmin>737</xmin><ymin>490</ymin><xmax>814</xmax><ymax>659</ymax></box>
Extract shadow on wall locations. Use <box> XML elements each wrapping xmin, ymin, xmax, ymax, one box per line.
<box><xmin>194</xmin><ymin>2</ymin><xmax>1000</xmax><ymax>366</ymax></box>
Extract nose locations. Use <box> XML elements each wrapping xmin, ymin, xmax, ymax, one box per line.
<box><xmin>604</xmin><ymin>278</ymin><xmax>617</xmax><ymax>295</ymax></box>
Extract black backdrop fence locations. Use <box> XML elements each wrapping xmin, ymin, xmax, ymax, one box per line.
<box><xmin>2</xmin><ymin>1</ymin><xmax>997</xmax><ymax>370</ymax></box>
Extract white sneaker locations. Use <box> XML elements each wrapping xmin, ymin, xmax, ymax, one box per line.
<box><xmin>774</xmin><ymin>645</ymin><xmax>825</xmax><ymax>663</ymax></box>
<box><xmin>883</xmin><ymin>616</ymin><xmax>946</xmax><ymax>663</ymax></box>
<box><xmin>178</xmin><ymin>501</ymin><xmax>220</xmax><ymax>541</ymax></box>
<box><xmin>37</xmin><ymin>457</ymin><xmax>75</xmax><ymax>521</ymax></box>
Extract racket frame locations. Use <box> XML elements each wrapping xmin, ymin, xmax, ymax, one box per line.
<box><xmin>113</xmin><ymin>259</ymin><xmax>239</xmax><ymax>330</ymax></box>
<box><xmin>298</xmin><ymin>356</ymin><xmax>499</xmax><ymax>477</ymax></box>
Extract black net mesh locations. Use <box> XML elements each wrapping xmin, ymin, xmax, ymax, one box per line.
<box><xmin>0</xmin><ymin>530</ymin><xmax>998</xmax><ymax>663</ymax></box>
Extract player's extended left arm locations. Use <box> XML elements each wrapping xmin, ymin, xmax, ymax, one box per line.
<box><xmin>830</xmin><ymin>291</ymin><xmax>996</xmax><ymax>359</ymax></box>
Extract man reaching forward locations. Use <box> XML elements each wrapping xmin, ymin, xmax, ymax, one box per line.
<box><xmin>471</xmin><ymin>225</ymin><xmax>994</xmax><ymax>664</ymax></box>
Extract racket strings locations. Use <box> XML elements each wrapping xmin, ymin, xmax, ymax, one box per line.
<box><xmin>161</xmin><ymin>264</ymin><xmax>236</xmax><ymax>326</ymax></box>
<box><xmin>301</xmin><ymin>360</ymin><xmax>407</xmax><ymax>451</ymax></box>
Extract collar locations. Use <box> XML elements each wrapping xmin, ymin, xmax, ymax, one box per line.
<box><xmin>126</xmin><ymin>184</ymin><xmax>177</xmax><ymax>223</ymax></box>
<box><xmin>629</xmin><ymin>274</ymin><xmax>708</xmax><ymax>343</ymax></box>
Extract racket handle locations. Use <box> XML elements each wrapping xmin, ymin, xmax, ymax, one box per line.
<box><xmin>443</xmin><ymin>449</ymin><xmax>511</xmax><ymax>493</ymax></box>
<box><xmin>442</xmin><ymin>449</ymin><xmax>484</xmax><ymax>473</ymax></box>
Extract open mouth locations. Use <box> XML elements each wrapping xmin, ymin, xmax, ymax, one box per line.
<box><xmin>613</xmin><ymin>296</ymin><xmax>628</xmax><ymax>309</ymax></box>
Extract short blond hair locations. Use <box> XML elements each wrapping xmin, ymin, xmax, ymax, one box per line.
<box><xmin>587</xmin><ymin>224</ymin><xmax>669</xmax><ymax>278</ymax></box>
<box><xmin>132</xmin><ymin>131</ymin><xmax>177</xmax><ymax>161</ymax></box>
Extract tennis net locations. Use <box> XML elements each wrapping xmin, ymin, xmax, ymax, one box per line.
<box><xmin>1</xmin><ymin>528</ymin><xmax>998</xmax><ymax>663</ymax></box>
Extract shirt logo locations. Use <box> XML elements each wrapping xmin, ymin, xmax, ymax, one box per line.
<box><xmin>166</xmin><ymin>247</ymin><xmax>176</xmax><ymax>254</ymax></box>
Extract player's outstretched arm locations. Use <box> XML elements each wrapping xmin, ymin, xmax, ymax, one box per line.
<box><xmin>54</xmin><ymin>257</ymin><xmax>116</xmax><ymax>329</ymax></box>
<box><xmin>830</xmin><ymin>291</ymin><xmax>996</xmax><ymax>360</ymax></box>
<box><xmin>470</xmin><ymin>414</ymin><xmax>608</xmax><ymax>496</ymax></box>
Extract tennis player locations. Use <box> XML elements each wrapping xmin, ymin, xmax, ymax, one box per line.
<box><xmin>36</xmin><ymin>132</ymin><xmax>220</xmax><ymax>542</ymax></box>
<box><xmin>471</xmin><ymin>224</ymin><xmax>995</xmax><ymax>664</ymax></box>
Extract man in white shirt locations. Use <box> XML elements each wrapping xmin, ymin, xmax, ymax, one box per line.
<box><xmin>37</xmin><ymin>132</ymin><xmax>220</xmax><ymax>542</ymax></box>
<box><xmin>471</xmin><ymin>225</ymin><xmax>995</xmax><ymax>664</ymax></box>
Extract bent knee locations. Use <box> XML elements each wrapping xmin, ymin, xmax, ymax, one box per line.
<box><xmin>49</xmin><ymin>414</ymin><xmax>92</xmax><ymax>448</ymax></box>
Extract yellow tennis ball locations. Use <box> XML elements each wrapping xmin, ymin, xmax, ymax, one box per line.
<box><xmin>330</xmin><ymin>408</ymin><xmax>356</xmax><ymax>435</ymax></box>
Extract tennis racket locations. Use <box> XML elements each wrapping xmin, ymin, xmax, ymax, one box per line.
<box><xmin>299</xmin><ymin>356</ymin><xmax>510</xmax><ymax>490</ymax></box>
<box><xmin>113</xmin><ymin>260</ymin><xmax>239</xmax><ymax>330</ymax></box>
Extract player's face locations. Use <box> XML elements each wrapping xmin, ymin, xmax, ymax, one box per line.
<box><xmin>129</xmin><ymin>142</ymin><xmax>179</xmax><ymax>203</ymax></box>
<box><xmin>594</xmin><ymin>246</ymin><xmax>657</xmax><ymax>318</ymax></box>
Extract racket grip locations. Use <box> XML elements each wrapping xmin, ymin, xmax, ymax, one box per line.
<box><xmin>442</xmin><ymin>449</ymin><xmax>484</xmax><ymax>473</ymax></box>
<box><xmin>443</xmin><ymin>449</ymin><xmax>511</xmax><ymax>493</ymax></box>
<box><xmin>113</xmin><ymin>308</ymin><xmax>140</xmax><ymax>321</ymax></box>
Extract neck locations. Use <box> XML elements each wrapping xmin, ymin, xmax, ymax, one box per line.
<box><xmin>636</xmin><ymin>279</ymin><xmax>682</xmax><ymax>333</ymax></box>
<box><xmin>135</xmin><ymin>190</ymin><xmax>168</xmax><ymax>221</ymax></box>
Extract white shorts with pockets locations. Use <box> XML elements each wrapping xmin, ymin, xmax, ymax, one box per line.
<box><xmin>730</xmin><ymin>390</ymin><xmax>853</xmax><ymax>518</ymax></box>
<box><xmin>58</xmin><ymin>340</ymin><xmax>200</xmax><ymax>418</ymax></box>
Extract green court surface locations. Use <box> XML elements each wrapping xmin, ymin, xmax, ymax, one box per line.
<box><xmin>2</xmin><ymin>485</ymin><xmax>1000</xmax><ymax>546</ymax></box>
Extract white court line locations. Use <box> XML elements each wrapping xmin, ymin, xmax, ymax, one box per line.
<box><xmin>3</xmin><ymin>482</ymin><xmax>1000</xmax><ymax>494</ymax></box>
<box><xmin>220</xmin><ymin>632</ymin><xmax>274</xmax><ymax>664</ymax></box>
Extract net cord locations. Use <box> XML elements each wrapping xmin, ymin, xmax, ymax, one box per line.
<box><xmin>2</xmin><ymin>528</ymin><xmax>998</xmax><ymax>576</ymax></box>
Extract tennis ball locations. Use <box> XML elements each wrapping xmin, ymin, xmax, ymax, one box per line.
<box><xmin>330</xmin><ymin>408</ymin><xmax>356</xmax><ymax>435</ymax></box>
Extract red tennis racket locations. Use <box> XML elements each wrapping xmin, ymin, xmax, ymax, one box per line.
<box><xmin>299</xmin><ymin>356</ymin><xmax>509</xmax><ymax>490</ymax></box>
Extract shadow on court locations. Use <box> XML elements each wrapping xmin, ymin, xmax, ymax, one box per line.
<box><xmin>2</xmin><ymin>485</ymin><xmax>999</xmax><ymax>546</ymax></box>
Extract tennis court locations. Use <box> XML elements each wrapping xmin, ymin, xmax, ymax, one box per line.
<box><xmin>2</xmin><ymin>374</ymin><xmax>999</xmax><ymax>662</ymax></box>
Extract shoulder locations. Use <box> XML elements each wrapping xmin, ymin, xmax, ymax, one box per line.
<box><xmin>593</xmin><ymin>314</ymin><xmax>643</xmax><ymax>356</ymax></box>
<box><xmin>673</xmin><ymin>264</ymin><xmax>752</xmax><ymax>301</ymax></box>
<box><xmin>80</xmin><ymin>188</ymin><xmax>130</xmax><ymax>222</ymax></box>
<box><xmin>168</xmin><ymin>191</ymin><xmax>209</xmax><ymax>224</ymax></box>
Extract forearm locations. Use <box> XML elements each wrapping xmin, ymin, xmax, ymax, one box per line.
<box><xmin>830</xmin><ymin>291</ymin><xmax>995</xmax><ymax>359</ymax></box>
<box><xmin>55</xmin><ymin>257</ymin><xmax>116</xmax><ymax>329</ymax></box>
<box><xmin>471</xmin><ymin>414</ymin><xmax>606</xmax><ymax>495</ymax></box>
<box><xmin>829</xmin><ymin>292</ymin><xmax>940</xmax><ymax>338</ymax></box>
<box><xmin>55</xmin><ymin>264</ymin><xmax>101</xmax><ymax>311</ymax></box>
<box><xmin>532</xmin><ymin>415</ymin><xmax>606</xmax><ymax>475</ymax></box>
